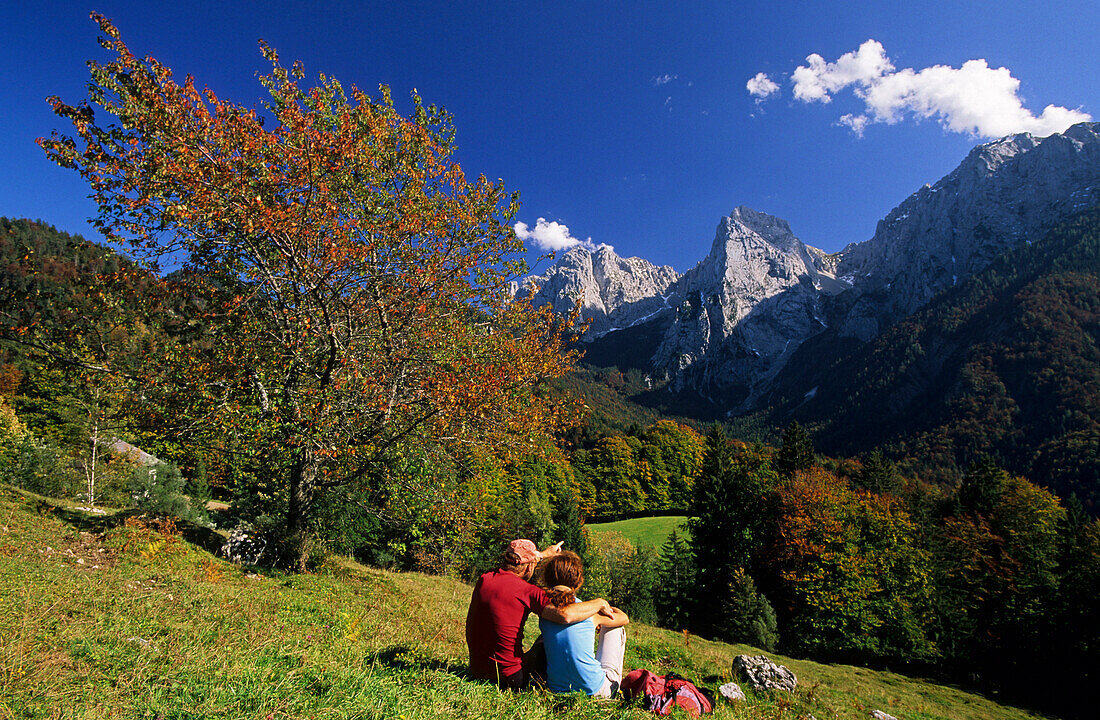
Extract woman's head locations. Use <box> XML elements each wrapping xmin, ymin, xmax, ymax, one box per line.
<box><xmin>543</xmin><ymin>551</ymin><xmax>584</xmax><ymax>606</ymax></box>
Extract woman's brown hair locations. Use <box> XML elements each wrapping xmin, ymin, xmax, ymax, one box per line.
<box><xmin>542</xmin><ymin>551</ymin><xmax>585</xmax><ymax>607</ymax></box>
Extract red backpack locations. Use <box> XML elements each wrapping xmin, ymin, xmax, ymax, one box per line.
<box><xmin>620</xmin><ymin>669</ymin><xmax>714</xmax><ymax>717</ymax></box>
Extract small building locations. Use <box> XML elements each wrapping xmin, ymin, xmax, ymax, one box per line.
<box><xmin>106</xmin><ymin>438</ymin><xmax>160</xmax><ymax>467</ymax></box>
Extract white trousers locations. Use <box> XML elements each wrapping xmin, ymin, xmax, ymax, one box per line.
<box><xmin>593</xmin><ymin>626</ymin><xmax>627</xmax><ymax>698</ymax></box>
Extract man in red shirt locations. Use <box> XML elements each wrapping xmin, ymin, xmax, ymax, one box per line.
<box><xmin>466</xmin><ymin>539</ymin><xmax>613</xmax><ymax>689</ymax></box>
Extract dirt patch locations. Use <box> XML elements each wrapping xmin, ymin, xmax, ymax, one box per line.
<box><xmin>40</xmin><ymin>530</ymin><xmax>119</xmax><ymax>571</ymax></box>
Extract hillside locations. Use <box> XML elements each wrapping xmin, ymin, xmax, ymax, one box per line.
<box><xmin>0</xmin><ymin>484</ymin><xmax>1052</xmax><ymax>720</ymax></box>
<box><xmin>763</xmin><ymin>206</ymin><xmax>1100</xmax><ymax>509</ymax></box>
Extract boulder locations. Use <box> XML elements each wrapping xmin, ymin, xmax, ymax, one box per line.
<box><xmin>731</xmin><ymin>654</ymin><xmax>797</xmax><ymax>693</ymax></box>
<box><xmin>718</xmin><ymin>682</ymin><xmax>746</xmax><ymax>702</ymax></box>
<box><xmin>220</xmin><ymin>524</ymin><xmax>268</xmax><ymax>565</ymax></box>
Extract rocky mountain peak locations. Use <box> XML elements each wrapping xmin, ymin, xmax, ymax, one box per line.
<box><xmin>517</xmin><ymin>244</ymin><xmax>679</xmax><ymax>337</ymax></box>
<box><xmin>962</xmin><ymin>132</ymin><xmax>1040</xmax><ymax>177</ymax></box>
<box><xmin>833</xmin><ymin>121</ymin><xmax>1100</xmax><ymax>339</ymax></box>
<box><xmin>525</xmin><ymin>121</ymin><xmax>1100</xmax><ymax>412</ymax></box>
<box><xmin>647</xmin><ymin>208</ymin><xmax>831</xmax><ymax>407</ymax></box>
<box><xmin>721</xmin><ymin>206</ymin><xmax>801</xmax><ymax>254</ymax></box>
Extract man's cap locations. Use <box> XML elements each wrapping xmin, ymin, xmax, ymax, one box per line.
<box><xmin>504</xmin><ymin>539</ymin><xmax>542</xmax><ymax>564</ymax></box>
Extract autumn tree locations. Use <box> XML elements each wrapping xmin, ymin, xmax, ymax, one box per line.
<box><xmin>637</xmin><ymin>420</ymin><xmax>704</xmax><ymax>510</ymax></box>
<box><xmin>931</xmin><ymin>465</ymin><xmax>1066</xmax><ymax>687</ymax></box>
<box><xmin>574</xmin><ymin>435</ymin><xmax>646</xmax><ymax>517</ymax></box>
<box><xmin>769</xmin><ymin>467</ymin><xmax>934</xmax><ymax>660</ymax></box>
<box><xmin>39</xmin><ymin>14</ymin><xmax>579</xmax><ymax>567</ymax></box>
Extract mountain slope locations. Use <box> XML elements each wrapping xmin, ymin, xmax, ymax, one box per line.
<box><xmin>764</xmin><ymin>206</ymin><xmax>1100</xmax><ymax>509</ymax></box>
<box><xmin>0</xmin><ymin>484</ymin><xmax>1054</xmax><ymax>720</ymax></box>
<box><xmin>523</xmin><ymin>123</ymin><xmax>1100</xmax><ymax>413</ymax></box>
<box><xmin>832</xmin><ymin>122</ymin><xmax>1100</xmax><ymax>340</ymax></box>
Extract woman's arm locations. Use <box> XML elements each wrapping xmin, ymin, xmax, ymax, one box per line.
<box><xmin>593</xmin><ymin>606</ymin><xmax>629</xmax><ymax>630</ymax></box>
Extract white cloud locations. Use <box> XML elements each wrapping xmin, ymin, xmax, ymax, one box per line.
<box><xmin>775</xmin><ymin>39</ymin><xmax>1091</xmax><ymax>138</ymax></box>
<box><xmin>838</xmin><ymin>113</ymin><xmax>870</xmax><ymax>137</ymax></box>
<box><xmin>858</xmin><ymin>59</ymin><xmax>1092</xmax><ymax>137</ymax></box>
<box><xmin>791</xmin><ymin>40</ymin><xmax>893</xmax><ymax>103</ymax></box>
<box><xmin>746</xmin><ymin>72</ymin><xmax>780</xmax><ymax>100</ymax></box>
<box><xmin>514</xmin><ymin>218</ymin><xmax>605</xmax><ymax>253</ymax></box>
<box><xmin>653</xmin><ymin>73</ymin><xmax>678</xmax><ymax>86</ymax></box>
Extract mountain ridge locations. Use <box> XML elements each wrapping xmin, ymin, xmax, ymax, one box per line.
<box><xmin>522</xmin><ymin>122</ymin><xmax>1100</xmax><ymax>411</ymax></box>
<box><xmin>763</xmin><ymin>205</ymin><xmax>1100</xmax><ymax>509</ymax></box>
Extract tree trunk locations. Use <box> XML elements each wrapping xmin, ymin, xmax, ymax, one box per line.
<box><xmin>84</xmin><ymin>410</ymin><xmax>100</xmax><ymax>507</ymax></box>
<box><xmin>287</xmin><ymin>448</ymin><xmax>318</xmax><ymax>572</ymax></box>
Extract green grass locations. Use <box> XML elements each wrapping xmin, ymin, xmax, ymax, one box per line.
<box><xmin>0</xmin><ymin>484</ymin><xmax>1052</xmax><ymax>720</ymax></box>
<box><xmin>587</xmin><ymin>516</ymin><xmax>688</xmax><ymax>548</ymax></box>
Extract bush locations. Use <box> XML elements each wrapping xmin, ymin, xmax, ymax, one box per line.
<box><xmin>582</xmin><ymin>530</ymin><xmax>630</xmax><ymax>601</ymax></box>
<box><xmin>129</xmin><ymin>461</ymin><xmax>210</xmax><ymax>526</ymax></box>
<box><xmin>0</xmin><ymin>434</ymin><xmax>80</xmax><ymax>498</ymax></box>
<box><xmin>583</xmin><ymin>531</ymin><xmax>659</xmax><ymax>624</ymax></box>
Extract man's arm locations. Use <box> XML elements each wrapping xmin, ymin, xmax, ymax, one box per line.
<box><xmin>539</xmin><ymin>597</ymin><xmax>613</xmax><ymax>625</ymax></box>
<box><xmin>540</xmin><ymin>541</ymin><xmax>564</xmax><ymax>558</ymax></box>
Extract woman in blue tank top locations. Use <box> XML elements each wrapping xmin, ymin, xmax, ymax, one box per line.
<box><xmin>539</xmin><ymin>551</ymin><xmax>630</xmax><ymax>697</ymax></box>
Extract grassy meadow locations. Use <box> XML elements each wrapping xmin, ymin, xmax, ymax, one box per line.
<box><xmin>0</xmin><ymin>485</ymin><xmax>1050</xmax><ymax>720</ymax></box>
<box><xmin>586</xmin><ymin>516</ymin><xmax>688</xmax><ymax>548</ymax></box>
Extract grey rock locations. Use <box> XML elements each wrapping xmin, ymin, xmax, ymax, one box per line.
<box><xmin>870</xmin><ymin>712</ymin><xmax>898</xmax><ymax>720</ymax></box>
<box><xmin>652</xmin><ymin>206</ymin><xmax>840</xmax><ymax>407</ymax></box>
<box><xmin>520</xmin><ymin>122</ymin><xmax>1100</xmax><ymax>411</ymax></box>
<box><xmin>220</xmin><ymin>524</ymin><xmax>267</xmax><ymax>565</ymax></box>
<box><xmin>833</xmin><ymin>122</ymin><xmax>1100</xmax><ymax>340</ymax></box>
<box><xmin>731</xmin><ymin>654</ymin><xmax>797</xmax><ymax>693</ymax></box>
<box><xmin>718</xmin><ymin>682</ymin><xmax>746</xmax><ymax>701</ymax></box>
<box><xmin>517</xmin><ymin>245</ymin><xmax>680</xmax><ymax>338</ymax></box>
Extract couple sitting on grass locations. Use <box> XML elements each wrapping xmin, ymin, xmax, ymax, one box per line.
<box><xmin>465</xmin><ymin>539</ymin><xmax>630</xmax><ymax>697</ymax></box>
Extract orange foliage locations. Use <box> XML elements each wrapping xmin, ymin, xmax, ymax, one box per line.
<box><xmin>39</xmin><ymin>14</ymin><xmax>582</xmax><ymax>551</ymax></box>
<box><xmin>771</xmin><ymin>467</ymin><xmax>934</xmax><ymax>656</ymax></box>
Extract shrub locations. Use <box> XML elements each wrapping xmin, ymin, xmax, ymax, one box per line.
<box><xmin>0</xmin><ymin>434</ymin><xmax>80</xmax><ymax>498</ymax></box>
<box><xmin>583</xmin><ymin>530</ymin><xmax>659</xmax><ymax>624</ymax></box>
<box><xmin>129</xmin><ymin>461</ymin><xmax>210</xmax><ymax>526</ymax></box>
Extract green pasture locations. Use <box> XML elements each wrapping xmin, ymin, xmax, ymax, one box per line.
<box><xmin>586</xmin><ymin>515</ymin><xmax>689</xmax><ymax>548</ymax></box>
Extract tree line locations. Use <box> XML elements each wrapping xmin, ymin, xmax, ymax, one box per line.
<box><xmin>585</xmin><ymin>424</ymin><xmax>1098</xmax><ymax>720</ymax></box>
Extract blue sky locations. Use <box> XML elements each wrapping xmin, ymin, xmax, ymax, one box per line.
<box><xmin>3</xmin><ymin>1</ymin><xmax>1098</xmax><ymax>271</ymax></box>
